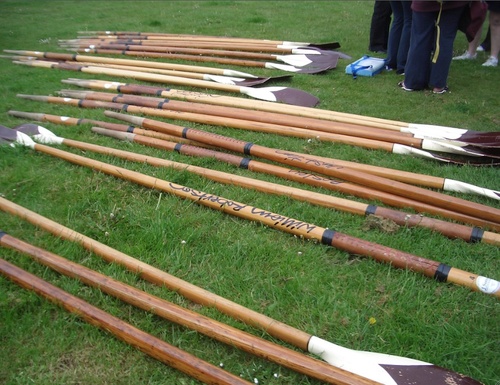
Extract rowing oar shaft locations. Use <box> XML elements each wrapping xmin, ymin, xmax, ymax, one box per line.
<box><xmin>0</xmin><ymin>233</ymin><xmax>374</xmax><ymax>385</ymax></box>
<box><xmin>0</xmin><ymin>196</ymin><xmax>312</xmax><ymax>351</ymax></box>
<box><xmin>65</xmin><ymin>90</ymin><xmax>422</xmax><ymax>146</ymax></box>
<box><xmin>17</xmin><ymin>144</ymin><xmax>500</xmax><ymax>298</ymax></box>
<box><xmin>88</xmin><ymin>128</ymin><xmax>500</xmax><ymax>245</ymax></box>
<box><xmin>22</xmin><ymin>93</ymin><xmax>406</xmax><ymax>152</ymax></box>
<box><xmin>0</xmin><ymin>258</ymin><xmax>252</xmax><ymax>385</ymax></box>
<box><xmin>105</xmin><ymin>111</ymin><xmax>500</xmax><ymax>226</ymax></box>
<box><xmin>7</xmin><ymin>111</ymin><xmax>212</xmax><ymax>148</ymax></box>
<box><xmin>5</xmin><ymin>50</ymin><xmax>258</xmax><ymax>77</ymax></box>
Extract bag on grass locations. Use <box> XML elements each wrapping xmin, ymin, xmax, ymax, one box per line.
<box><xmin>345</xmin><ymin>56</ymin><xmax>385</xmax><ymax>78</ymax></box>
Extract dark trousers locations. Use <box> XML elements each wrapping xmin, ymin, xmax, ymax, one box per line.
<box><xmin>386</xmin><ymin>1</ymin><xmax>412</xmax><ymax>73</ymax></box>
<box><xmin>404</xmin><ymin>6</ymin><xmax>464</xmax><ymax>90</ymax></box>
<box><xmin>369</xmin><ymin>1</ymin><xmax>392</xmax><ymax>52</ymax></box>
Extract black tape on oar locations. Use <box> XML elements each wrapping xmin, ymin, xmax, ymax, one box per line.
<box><xmin>239</xmin><ymin>158</ymin><xmax>250</xmax><ymax>169</ymax></box>
<box><xmin>470</xmin><ymin>227</ymin><xmax>484</xmax><ymax>243</ymax></box>
<box><xmin>0</xmin><ymin>230</ymin><xmax>5</xmax><ymax>239</ymax></box>
<box><xmin>121</xmin><ymin>104</ymin><xmax>130</xmax><ymax>111</ymax></box>
<box><xmin>365</xmin><ymin>205</ymin><xmax>377</xmax><ymax>216</ymax></box>
<box><xmin>182</xmin><ymin>127</ymin><xmax>189</xmax><ymax>139</ymax></box>
<box><xmin>127</xmin><ymin>126</ymin><xmax>135</xmax><ymax>133</ymax></box>
<box><xmin>434</xmin><ymin>263</ymin><xmax>451</xmax><ymax>282</ymax></box>
<box><xmin>174</xmin><ymin>143</ymin><xmax>182</xmax><ymax>153</ymax></box>
<box><xmin>321</xmin><ymin>229</ymin><xmax>336</xmax><ymax>245</ymax></box>
<box><xmin>243</xmin><ymin>142</ymin><xmax>253</xmax><ymax>155</ymax></box>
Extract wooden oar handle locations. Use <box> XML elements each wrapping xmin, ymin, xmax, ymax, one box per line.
<box><xmin>0</xmin><ymin>258</ymin><xmax>253</xmax><ymax>385</ymax></box>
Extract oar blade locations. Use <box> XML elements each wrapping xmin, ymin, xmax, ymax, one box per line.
<box><xmin>308</xmin><ymin>337</ymin><xmax>483</xmax><ymax>385</ymax></box>
<box><xmin>225</xmin><ymin>75</ymin><xmax>293</xmax><ymax>87</ymax></box>
<box><xmin>241</xmin><ymin>86</ymin><xmax>319</xmax><ymax>107</ymax></box>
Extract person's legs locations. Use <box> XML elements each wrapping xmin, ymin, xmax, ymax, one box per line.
<box><xmin>396</xmin><ymin>1</ymin><xmax>412</xmax><ymax>73</ymax></box>
<box><xmin>369</xmin><ymin>1</ymin><xmax>392</xmax><ymax>52</ymax></box>
<box><xmin>403</xmin><ymin>11</ymin><xmax>436</xmax><ymax>90</ymax></box>
<box><xmin>429</xmin><ymin>6</ymin><xmax>465</xmax><ymax>90</ymax></box>
<box><xmin>483</xmin><ymin>10</ymin><xmax>500</xmax><ymax>66</ymax></box>
<box><xmin>386</xmin><ymin>1</ymin><xmax>403</xmax><ymax>69</ymax></box>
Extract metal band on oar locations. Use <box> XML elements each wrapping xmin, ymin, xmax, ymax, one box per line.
<box><xmin>0</xmin><ymin>233</ymin><xmax>374</xmax><ymax>385</ymax></box>
<box><xmin>0</xmin><ymin>257</ymin><xmax>253</xmax><ymax>385</ymax></box>
<box><xmin>5</xmin><ymin>130</ymin><xmax>500</xmax><ymax>299</ymax></box>
<box><xmin>11</xmin><ymin>59</ymin><xmax>320</xmax><ymax>107</ymax></box>
<box><xmin>0</xmin><ymin>197</ymin><xmax>488</xmax><ymax>385</ymax></box>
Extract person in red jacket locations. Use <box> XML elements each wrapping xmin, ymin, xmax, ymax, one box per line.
<box><xmin>399</xmin><ymin>1</ymin><xmax>468</xmax><ymax>94</ymax></box>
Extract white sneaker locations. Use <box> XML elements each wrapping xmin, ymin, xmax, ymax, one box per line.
<box><xmin>476</xmin><ymin>45</ymin><xmax>485</xmax><ymax>52</ymax></box>
<box><xmin>453</xmin><ymin>51</ymin><xmax>477</xmax><ymax>60</ymax></box>
<box><xmin>482</xmin><ymin>57</ymin><xmax>498</xmax><ymax>67</ymax></box>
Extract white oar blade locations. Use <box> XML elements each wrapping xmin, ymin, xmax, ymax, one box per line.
<box><xmin>443</xmin><ymin>179</ymin><xmax>500</xmax><ymax>201</ymax></box>
<box><xmin>308</xmin><ymin>337</ymin><xmax>483</xmax><ymax>385</ymax></box>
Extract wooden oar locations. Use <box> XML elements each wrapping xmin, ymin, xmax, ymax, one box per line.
<box><xmin>0</xmin><ymin>197</ymin><xmax>489</xmax><ymax>385</ymax></box>
<box><xmin>57</xmin><ymin>60</ymin><xmax>293</xmax><ymax>87</ymax></box>
<box><xmin>60</xmin><ymin>77</ymin><xmax>500</xmax><ymax>147</ymax></box>
<box><xmin>76</xmin><ymin>30</ymin><xmax>342</xmax><ymax>50</ymax></box>
<box><xmin>61</xmin><ymin>40</ymin><xmax>339</xmax><ymax>68</ymax></box>
<box><xmin>101</xmin><ymin>110</ymin><xmax>500</xmax><ymax>225</ymax></box>
<box><xmin>9</xmin><ymin>107</ymin><xmax>499</xmax><ymax>204</ymax></box>
<box><xmin>0</xmin><ymin>257</ymin><xmax>253</xmax><ymax>385</ymax></box>
<box><xmin>7</xmin><ymin>110</ymin><xmax>214</xmax><ymax>148</ymax></box>
<box><xmin>0</xmin><ymin>233</ymin><xmax>373</xmax><ymax>385</ymax></box>
<box><xmin>12</xmin><ymin>59</ymin><xmax>320</xmax><ymax>107</ymax></box>
<box><xmin>12</xmin><ymin>122</ymin><xmax>499</xmax><ymax>245</ymax></box>
<box><xmin>73</xmin><ymin>47</ymin><xmax>336</xmax><ymax>74</ymax></box>
<box><xmin>4</xmin><ymin>131</ymin><xmax>500</xmax><ymax>300</ymax></box>
<box><xmin>5</xmin><ymin>119</ymin><xmax>497</xmax><ymax>230</ymax></box>
<box><xmin>52</xmin><ymin>90</ymin><xmax>498</xmax><ymax>161</ymax></box>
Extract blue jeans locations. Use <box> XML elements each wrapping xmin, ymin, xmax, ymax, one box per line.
<box><xmin>386</xmin><ymin>1</ymin><xmax>412</xmax><ymax>73</ymax></box>
<box><xmin>404</xmin><ymin>5</ymin><xmax>465</xmax><ymax>90</ymax></box>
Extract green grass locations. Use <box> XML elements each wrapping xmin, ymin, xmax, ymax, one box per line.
<box><xmin>0</xmin><ymin>1</ymin><xmax>499</xmax><ymax>384</ymax></box>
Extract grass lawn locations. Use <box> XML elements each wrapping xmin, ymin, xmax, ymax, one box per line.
<box><xmin>0</xmin><ymin>1</ymin><xmax>499</xmax><ymax>384</ymax></box>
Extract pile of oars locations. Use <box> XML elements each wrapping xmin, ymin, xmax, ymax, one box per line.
<box><xmin>4</xmin><ymin>50</ymin><xmax>320</xmax><ymax>107</ymax></box>
<box><xmin>3</xmin><ymin>47</ymin><xmax>498</xmax><ymax>162</ymax></box>
<box><xmin>0</xmin><ymin>196</ymin><xmax>488</xmax><ymax>385</ymax></box>
<box><xmin>59</xmin><ymin>30</ymin><xmax>343</xmax><ymax>73</ymax></box>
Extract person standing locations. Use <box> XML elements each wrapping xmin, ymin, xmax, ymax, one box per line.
<box><xmin>453</xmin><ymin>1</ymin><xmax>499</xmax><ymax>67</ymax></box>
<box><xmin>385</xmin><ymin>0</ymin><xmax>412</xmax><ymax>74</ymax></box>
<box><xmin>400</xmin><ymin>1</ymin><xmax>468</xmax><ymax>93</ymax></box>
<box><xmin>369</xmin><ymin>1</ymin><xmax>392</xmax><ymax>53</ymax></box>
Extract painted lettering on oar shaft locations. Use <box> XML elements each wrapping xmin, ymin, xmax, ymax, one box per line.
<box><xmin>276</xmin><ymin>150</ymin><xmax>344</xmax><ymax>170</ymax></box>
<box><xmin>169</xmin><ymin>183</ymin><xmax>318</xmax><ymax>233</ymax></box>
<box><xmin>170</xmin><ymin>184</ymin><xmax>247</xmax><ymax>211</ymax></box>
<box><xmin>287</xmin><ymin>170</ymin><xmax>343</xmax><ymax>186</ymax></box>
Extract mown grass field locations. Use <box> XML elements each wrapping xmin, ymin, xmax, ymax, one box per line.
<box><xmin>0</xmin><ymin>1</ymin><xmax>499</xmax><ymax>385</ymax></box>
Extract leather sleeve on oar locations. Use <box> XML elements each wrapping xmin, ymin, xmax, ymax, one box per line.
<box><xmin>0</xmin><ymin>257</ymin><xmax>253</xmax><ymax>385</ymax></box>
